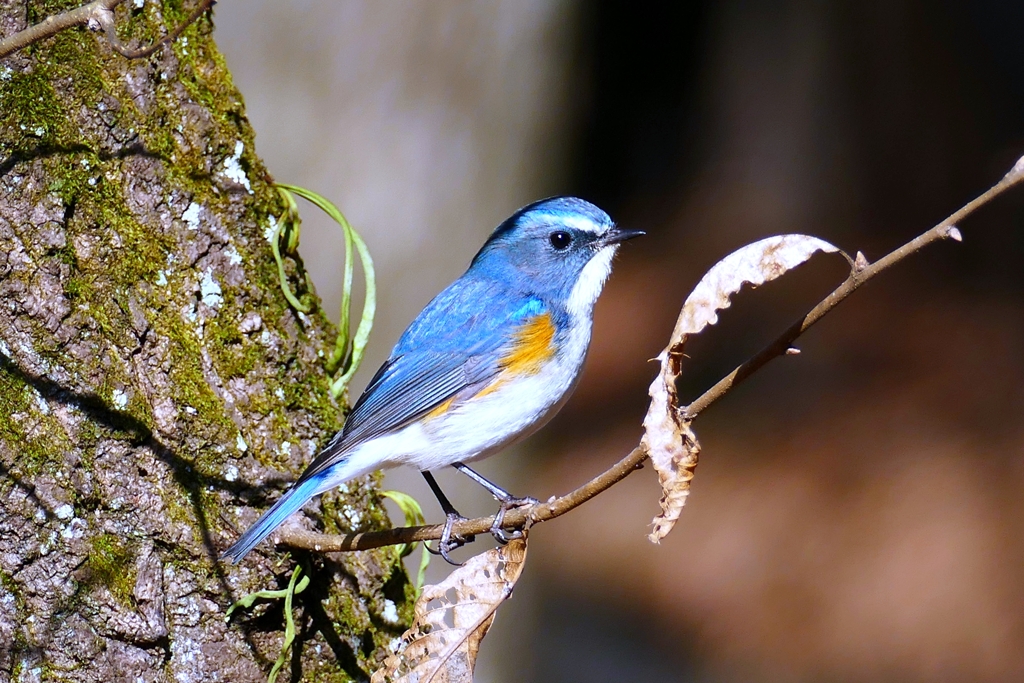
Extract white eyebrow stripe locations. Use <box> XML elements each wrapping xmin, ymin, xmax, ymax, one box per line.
<box><xmin>532</xmin><ymin>213</ymin><xmax>604</xmax><ymax>234</ymax></box>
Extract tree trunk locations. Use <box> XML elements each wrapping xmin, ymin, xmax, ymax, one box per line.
<box><xmin>0</xmin><ymin>2</ymin><xmax>408</xmax><ymax>681</ymax></box>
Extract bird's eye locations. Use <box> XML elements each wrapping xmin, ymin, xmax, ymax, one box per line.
<box><xmin>549</xmin><ymin>230</ymin><xmax>572</xmax><ymax>250</ymax></box>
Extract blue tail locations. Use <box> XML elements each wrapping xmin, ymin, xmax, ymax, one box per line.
<box><xmin>222</xmin><ymin>477</ymin><xmax>322</xmax><ymax>563</ymax></box>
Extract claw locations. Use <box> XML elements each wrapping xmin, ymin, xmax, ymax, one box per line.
<box><xmin>450</xmin><ymin>462</ymin><xmax>539</xmax><ymax>544</ymax></box>
<box><xmin>429</xmin><ymin>510</ymin><xmax>474</xmax><ymax>566</ymax></box>
<box><xmin>488</xmin><ymin>495</ymin><xmax>538</xmax><ymax>544</ymax></box>
<box><xmin>422</xmin><ymin>471</ymin><xmax>475</xmax><ymax>564</ymax></box>
<box><xmin>425</xmin><ymin>466</ymin><xmax>537</xmax><ymax>557</ymax></box>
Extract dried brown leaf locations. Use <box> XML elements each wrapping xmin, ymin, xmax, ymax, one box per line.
<box><xmin>643</xmin><ymin>235</ymin><xmax>839</xmax><ymax>542</ymax></box>
<box><xmin>371</xmin><ymin>538</ymin><xmax>528</xmax><ymax>683</ymax></box>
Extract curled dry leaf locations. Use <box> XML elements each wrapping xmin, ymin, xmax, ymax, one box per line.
<box><xmin>371</xmin><ymin>537</ymin><xmax>528</xmax><ymax>683</ymax></box>
<box><xmin>643</xmin><ymin>235</ymin><xmax>840</xmax><ymax>543</ymax></box>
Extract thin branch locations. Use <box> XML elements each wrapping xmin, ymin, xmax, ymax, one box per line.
<box><xmin>98</xmin><ymin>0</ymin><xmax>216</xmax><ymax>59</ymax></box>
<box><xmin>277</xmin><ymin>447</ymin><xmax>649</xmax><ymax>553</ymax></box>
<box><xmin>0</xmin><ymin>0</ymin><xmax>122</xmax><ymax>60</ymax></box>
<box><xmin>0</xmin><ymin>0</ymin><xmax>215</xmax><ymax>61</ymax></box>
<box><xmin>685</xmin><ymin>158</ymin><xmax>1024</xmax><ymax>419</ymax></box>
<box><xmin>278</xmin><ymin>154</ymin><xmax>1024</xmax><ymax>555</ymax></box>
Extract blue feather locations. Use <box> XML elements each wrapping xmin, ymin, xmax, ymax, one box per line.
<box><xmin>511</xmin><ymin>296</ymin><xmax>545</xmax><ymax>320</ymax></box>
<box><xmin>221</xmin><ymin>476</ymin><xmax>323</xmax><ymax>563</ymax></box>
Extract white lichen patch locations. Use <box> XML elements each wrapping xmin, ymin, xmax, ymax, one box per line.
<box><xmin>54</xmin><ymin>504</ymin><xmax>74</xmax><ymax>521</ymax></box>
<box><xmin>171</xmin><ymin>635</ymin><xmax>203</xmax><ymax>682</ymax></box>
<box><xmin>39</xmin><ymin>532</ymin><xmax>56</xmax><ymax>556</ymax></box>
<box><xmin>279</xmin><ymin>441</ymin><xmax>291</xmax><ymax>455</ymax></box>
<box><xmin>182</xmin><ymin>202</ymin><xmax>202</xmax><ymax>231</ymax></box>
<box><xmin>342</xmin><ymin>505</ymin><xmax>362</xmax><ymax>527</ymax></box>
<box><xmin>381</xmin><ymin>599</ymin><xmax>400</xmax><ymax>624</ymax></box>
<box><xmin>155</xmin><ymin>270</ymin><xmax>168</xmax><ymax>286</ymax></box>
<box><xmin>235</xmin><ymin>433</ymin><xmax>248</xmax><ymax>452</ymax></box>
<box><xmin>224</xmin><ymin>464</ymin><xmax>239</xmax><ymax>482</ymax></box>
<box><xmin>263</xmin><ymin>215</ymin><xmax>278</xmax><ymax>242</ymax></box>
<box><xmin>60</xmin><ymin>518</ymin><xmax>86</xmax><ymax>540</ymax></box>
<box><xmin>199</xmin><ymin>271</ymin><xmax>222</xmax><ymax>308</ymax></box>
<box><xmin>111</xmin><ymin>389</ymin><xmax>128</xmax><ymax>410</ymax></box>
<box><xmin>32</xmin><ymin>389</ymin><xmax>50</xmax><ymax>414</ymax></box>
<box><xmin>224</xmin><ymin>244</ymin><xmax>243</xmax><ymax>265</ymax></box>
<box><xmin>220</xmin><ymin>141</ymin><xmax>252</xmax><ymax>193</ymax></box>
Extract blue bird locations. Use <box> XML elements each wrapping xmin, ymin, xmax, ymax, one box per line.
<box><xmin>222</xmin><ymin>197</ymin><xmax>642</xmax><ymax>563</ymax></box>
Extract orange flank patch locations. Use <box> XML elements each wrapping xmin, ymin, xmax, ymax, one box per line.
<box><xmin>423</xmin><ymin>314</ymin><xmax>554</xmax><ymax>421</ymax></box>
<box><xmin>474</xmin><ymin>378</ymin><xmax>506</xmax><ymax>399</ymax></box>
<box><xmin>499</xmin><ymin>312</ymin><xmax>556</xmax><ymax>376</ymax></box>
<box><xmin>424</xmin><ymin>397</ymin><xmax>455</xmax><ymax>420</ymax></box>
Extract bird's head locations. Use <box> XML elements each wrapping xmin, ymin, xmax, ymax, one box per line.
<box><xmin>470</xmin><ymin>197</ymin><xmax>643</xmax><ymax>317</ymax></box>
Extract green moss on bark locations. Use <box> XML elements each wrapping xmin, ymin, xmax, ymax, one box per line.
<box><xmin>83</xmin><ymin>533</ymin><xmax>136</xmax><ymax>607</ymax></box>
<box><xmin>0</xmin><ymin>4</ymin><xmax>408</xmax><ymax>679</ymax></box>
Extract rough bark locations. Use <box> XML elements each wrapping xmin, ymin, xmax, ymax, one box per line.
<box><xmin>0</xmin><ymin>2</ymin><xmax>410</xmax><ymax>681</ymax></box>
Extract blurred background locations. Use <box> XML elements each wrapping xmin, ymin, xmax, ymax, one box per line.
<box><xmin>215</xmin><ymin>2</ymin><xmax>1024</xmax><ymax>681</ymax></box>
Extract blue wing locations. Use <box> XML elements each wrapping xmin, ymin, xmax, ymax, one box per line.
<box><xmin>296</xmin><ymin>277</ymin><xmax>549</xmax><ymax>483</ymax></box>
<box><xmin>223</xmin><ymin>277</ymin><xmax>556</xmax><ymax>562</ymax></box>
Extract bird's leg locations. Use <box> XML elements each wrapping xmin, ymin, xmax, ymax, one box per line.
<box><xmin>421</xmin><ymin>471</ymin><xmax>473</xmax><ymax>565</ymax></box>
<box><xmin>452</xmin><ymin>462</ymin><xmax>539</xmax><ymax>544</ymax></box>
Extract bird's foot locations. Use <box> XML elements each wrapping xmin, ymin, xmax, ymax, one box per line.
<box><xmin>426</xmin><ymin>510</ymin><xmax>475</xmax><ymax>566</ymax></box>
<box><xmin>489</xmin><ymin>495</ymin><xmax>539</xmax><ymax>545</ymax></box>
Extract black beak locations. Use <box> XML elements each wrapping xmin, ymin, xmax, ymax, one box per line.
<box><xmin>598</xmin><ymin>226</ymin><xmax>645</xmax><ymax>247</ymax></box>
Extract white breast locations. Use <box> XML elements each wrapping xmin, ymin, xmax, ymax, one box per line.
<box><xmin>329</xmin><ymin>322</ymin><xmax>591</xmax><ymax>482</ymax></box>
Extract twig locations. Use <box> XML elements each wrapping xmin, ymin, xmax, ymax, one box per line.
<box><xmin>0</xmin><ymin>0</ymin><xmax>122</xmax><ymax>60</ymax></box>
<box><xmin>0</xmin><ymin>0</ymin><xmax>215</xmax><ymax>61</ymax></box>
<box><xmin>278</xmin><ymin>154</ymin><xmax>1024</xmax><ymax>555</ymax></box>
<box><xmin>277</xmin><ymin>447</ymin><xmax>649</xmax><ymax>553</ymax></box>
<box><xmin>97</xmin><ymin>0</ymin><xmax>216</xmax><ymax>60</ymax></box>
<box><xmin>685</xmin><ymin>157</ymin><xmax>1024</xmax><ymax>419</ymax></box>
